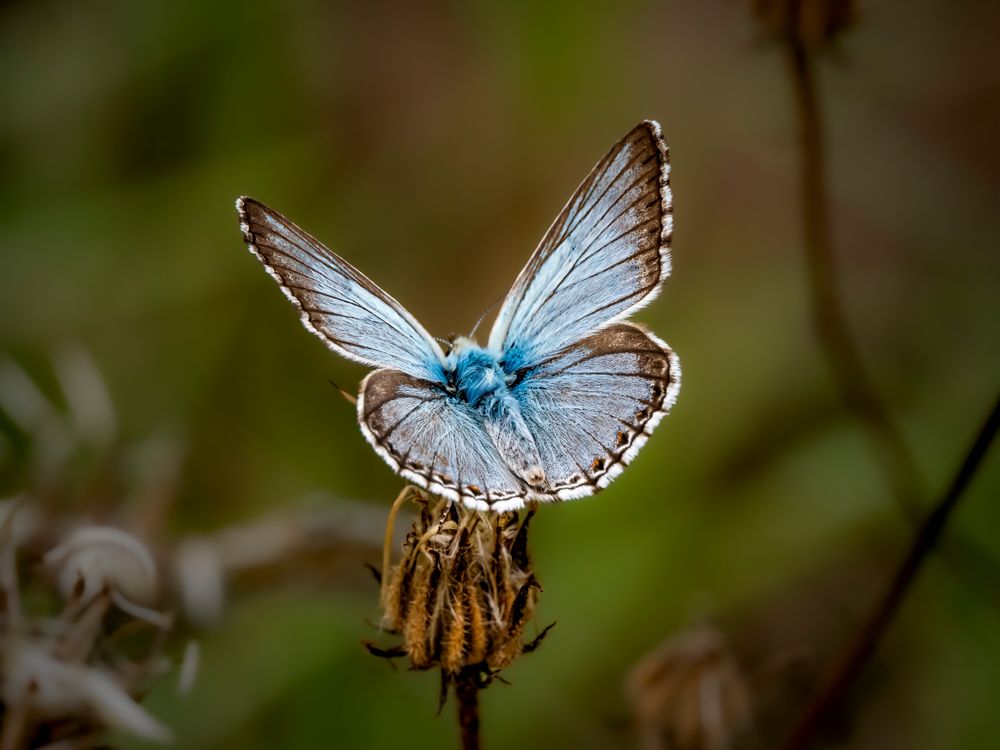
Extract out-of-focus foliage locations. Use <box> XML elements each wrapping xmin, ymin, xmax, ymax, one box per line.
<box><xmin>1</xmin><ymin>1</ymin><xmax>998</xmax><ymax>747</ymax></box>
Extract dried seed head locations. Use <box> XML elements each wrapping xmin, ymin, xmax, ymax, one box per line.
<box><xmin>371</xmin><ymin>489</ymin><xmax>551</xmax><ymax>686</ymax></box>
<box><xmin>45</xmin><ymin>526</ymin><xmax>159</xmax><ymax>606</ymax></box>
<box><xmin>627</xmin><ymin>626</ymin><xmax>753</xmax><ymax>750</ymax></box>
<box><xmin>1</xmin><ymin>508</ymin><xmax>176</xmax><ymax>746</ymax></box>
<box><xmin>749</xmin><ymin>0</ymin><xmax>856</xmax><ymax>47</ymax></box>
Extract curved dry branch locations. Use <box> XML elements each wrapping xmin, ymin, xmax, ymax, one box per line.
<box><xmin>783</xmin><ymin>392</ymin><xmax>1000</xmax><ymax>749</ymax></box>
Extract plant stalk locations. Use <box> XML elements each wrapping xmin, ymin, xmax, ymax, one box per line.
<box><xmin>783</xmin><ymin>392</ymin><xmax>1000</xmax><ymax>748</ymax></box>
<box><xmin>455</xmin><ymin>669</ymin><xmax>481</xmax><ymax>750</ymax></box>
<box><xmin>786</xmin><ymin>37</ymin><xmax>923</xmax><ymax>516</ymax></box>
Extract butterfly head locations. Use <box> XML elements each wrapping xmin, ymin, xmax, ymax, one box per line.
<box><xmin>447</xmin><ymin>335</ymin><xmax>479</xmax><ymax>356</ymax></box>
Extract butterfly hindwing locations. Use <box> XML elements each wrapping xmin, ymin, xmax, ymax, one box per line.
<box><xmin>358</xmin><ymin>323</ymin><xmax>680</xmax><ymax>509</ymax></box>
<box><xmin>488</xmin><ymin>121</ymin><xmax>672</xmax><ymax>368</ymax></box>
<box><xmin>514</xmin><ymin>322</ymin><xmax>680</xmax><ymax>500</ymax></box>
<box><xmin>237</xmin><ymin>197</ymin><xmax>446</xmax><ymax>381</ymax></box>
<box><xmin>358</xmin><ymin>369</ymin><xmax>525</xmax><ymax>510</ymax></box>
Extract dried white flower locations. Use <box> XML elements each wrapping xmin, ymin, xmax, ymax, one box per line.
<box><xmin>2</xmin><ymin>642</ymin><xmax>172</xmax><ymax>743</ymax></box>
<box><xmin>45</xmin><ymin>526</ymin><xmax>159</xmax><ymax>606</ymax></box>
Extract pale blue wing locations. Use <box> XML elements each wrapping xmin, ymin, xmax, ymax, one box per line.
<box><xmin>358</xmin><ymin>369</ymin><xmax>526</xmax><ymax>511</ymax></box>
<box><xmin>488</xmin><ymin>121</ymin><xmax>672</xmax><ymax>369</ymax></box>
<box><xmin>513</xmin><ymin>322</ymin><xmax>680</xmax><ymax>500</ymax></box>
<box><xmin>237</xmin><ymin>197</ymin><xmax>446</xmax><ymax>382</ymax></box>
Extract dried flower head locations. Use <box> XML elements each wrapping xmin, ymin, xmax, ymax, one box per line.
<box><xmin>45</xmin><ymin>526</ymin><xmax>160</xmax><ymax>608</ymax></box>
<box><xmin>627</xmin><ymin>626</ymin><xmax>753</xmax><ymax>750</ymax></box>
<box><xmin>369</xmin><ymin>487</ymin><xmax>553</xmax><ymax>691</ymax></box>
<box><xmin>749</xmin><ymin>0</ymin><xmax>857</xmax><ymax>47</ymax></box>
<box><xmin>1</xmin><ymin>511</ymin><xmax>176</xmax><ymax>748</ymax></box>
<box><xmin>1</xmin><ymin>642</ymin><xmax>172</xmax><ymax>744</ymax></box>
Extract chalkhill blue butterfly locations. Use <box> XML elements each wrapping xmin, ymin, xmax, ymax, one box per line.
<box><xmin>237</xmin><ymin>120</ymin><xmax>680</xmax><ymax>511</ymax></box>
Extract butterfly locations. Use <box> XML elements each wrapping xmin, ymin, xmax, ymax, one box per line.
<box><xmin>237</xmin><ymin>120</ymin><xmax>680</xmax><ymax>511</ymax></box>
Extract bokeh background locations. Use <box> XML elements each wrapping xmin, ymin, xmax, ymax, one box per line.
<box><xmin>2</xmin><ymin>0</ymin><xmax>999</xmax><ymax>748</ymax></box>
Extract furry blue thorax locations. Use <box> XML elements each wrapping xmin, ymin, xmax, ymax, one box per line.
<box><xmin>445</xmin><ymin>338</ymin><xmax>512</xmax><ymax>408</ymax></box>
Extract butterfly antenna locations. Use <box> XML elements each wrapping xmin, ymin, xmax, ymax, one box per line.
<box><xmin>328</xmin><ymin>378</ymin><xmax>357</xmax><ymax>406</ymax></box>
<box><xmin>433</xmin><ymin>336</ymin><xmax>455</xmax><ymax>356</ymax></box>
<box><xmin>469</xmin><ymin>296</ymin><xmax>503</xmax><ymax>338</ymax></box>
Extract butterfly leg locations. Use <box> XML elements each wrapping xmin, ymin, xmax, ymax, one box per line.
<box><xmin>434</xmin><ymin>499</ymin><xmax>455</xmax><ymax>530</ymax></box>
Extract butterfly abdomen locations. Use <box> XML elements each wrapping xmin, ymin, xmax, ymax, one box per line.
<box><xmin>482</xmin><ymin>391</ymin><xmax>546</xmax><ymax>489</ymax></box>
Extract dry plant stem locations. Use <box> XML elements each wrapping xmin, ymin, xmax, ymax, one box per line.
<box><xmin>785</xmin><ymin>37</ymin><xmax>922</xmax><ymax>516</ymax></box>
<box><xmin>455</xmin><ymin>668</ymin><xmax>482</xmax><ymax>750</ymax></box>
<box><xmin>0</xmin><ymin>700</ymin><xmax>28</xmax><ymax>750</ymax></box>
<box><xmin>785</xmin><ymin>31</ymin><xmax>1000</xmax><ymax>602</ymax></box>
<box><xmin>0</xmin><ymin>499</ymin><xmax>26</xmax><ymax>629</ymax></box>
<box><xmin>783</xmin><ymin>392</ymin><xmax>1000</xmax><ymax>750</ymax></box>
<box><xmin>381</xmin><ymin>485</ymin><xmax>418</xmax><ymax>606</ymax></box>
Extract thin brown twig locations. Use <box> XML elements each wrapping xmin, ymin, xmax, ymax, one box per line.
<box><xmin>785</xmin><ymin>37</ymin><xmax>923</xmax><ymax>517</ymax></box>
<box><xmin>783</xmin><ymin>392</ymin><xmax>1000</xmax><ymax>749</ymax></box>
<box><xmin>455</xmin><ymin>668</ymin><xmax>482</xmax><ymax>750</ymax></box>
<box><xmin>784</xmin><ymin>27</ymin><xmax>1000</xmax><ymax>604</ymax></box>
<box><xmin>783</xmin><ymin>32</ymin><xmax>1000</xmax><ymax>746</ymax></box>
<box><xmin>380</xmin><ymin>485</ymin><xmax>417</xmax><ymax>608</ymax></box>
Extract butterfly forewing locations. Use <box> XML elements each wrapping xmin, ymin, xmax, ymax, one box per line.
<box><xmin>515</xmin><ymin>322</ymin><xmax>680</xmax><ymax>499</ymax></box>
<box><xmin>488</xmin><ymin>121</ymin><xmax>672</xmax><ymax>368</ymax></box>
<box><xmin>237</xmin><ymin>197</ymin><xmax>446</xmax><ymax>381</ymax></box>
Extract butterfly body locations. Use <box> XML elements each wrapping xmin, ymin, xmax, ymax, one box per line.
<box><xmin>238</xmin><ymin>120</ymin><xmax>680</xmax><ymax>511</ymax></box>
<box><xmin>441</xmin><ymin>338</ymin><xmax>546</xmax><ymax>488</ymax></box>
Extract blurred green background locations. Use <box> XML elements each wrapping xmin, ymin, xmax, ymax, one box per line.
<box><xmin>1</xmin><ymin>0</ymin><xmax>999</xmax><ymax>747</ymax></box>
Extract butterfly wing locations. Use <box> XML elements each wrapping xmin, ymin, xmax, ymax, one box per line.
<box><xmin>358</xmin><ymin>369</ymin><xmax>525</xmax><ymax>510</ymax></box>
<box><xmin>488</xmin><ymin>121</ymin><xmax>672</xmax><ymax>368</ymax></box>
<box><xmin>514</xmin><ymin>322</ymin><xmax>680</xmax><ymax>500</ymax></box>
<box><xmin>237</xmin><ymin>197</ymin><xmax>446</xmax><ymax>381</ymax></box>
